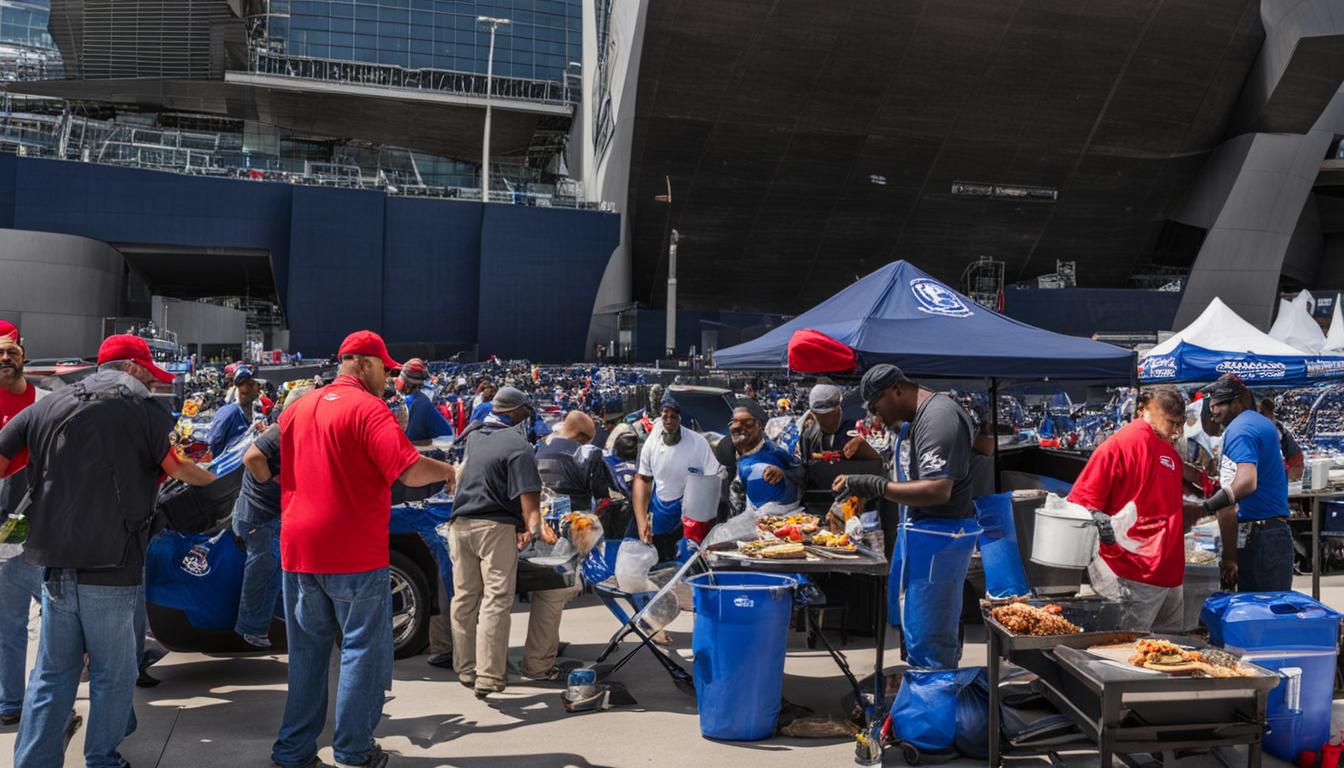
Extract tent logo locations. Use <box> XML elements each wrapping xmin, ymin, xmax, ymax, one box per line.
<box><xmin>1140</xmin><ymin>356</ymin><xmax>1178</xmax><ymax>380</ymax></box>
<box><xmin>910</xmin><ymin>278</ymin><xmax>973</xmax><ymax>317</ymax></box>
<box><xmin>181</xmin><ymin>544</ymin><xmax>212</xmax><ymax>577</ymax></box>
<box><xmin>1215</xmin><ymin>360</ymin><xmax>1286</xmax><ymax>380</ymax></box>
<box><xmin>1307</xmin><ymin>359</ymin><xmax>1344</xmax><ymax>378</ymax></box>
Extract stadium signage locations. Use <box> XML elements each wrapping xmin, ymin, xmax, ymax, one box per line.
<box><xmin>1214</xmin><ymin>360</ymin><xmax>1287</xmax><ymax>380</ymax></box>
<box><xmin>910</xmin><ymin>278</ymin><xmax>973</xmax><ymax>318</ymax></box>
<box><xmin>1139</xmin><ymin>355</ymin><xmax>1178</xmax><ymax>380</ymax></box>
<box><xmin>1306</xmin><ymin>359</ymin><xmax>1344</xmax><ymax>378</ymax></box>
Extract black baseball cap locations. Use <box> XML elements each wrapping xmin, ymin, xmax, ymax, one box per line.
<box><xmin>860</xmin><ymin>363</ymin><xmax>911</xmax><ymax>410</ymax></box>
<box><xmin>1204</xmin><ymin>373</ymin><xmax>1250</xmax><ymax>405</ymax></box>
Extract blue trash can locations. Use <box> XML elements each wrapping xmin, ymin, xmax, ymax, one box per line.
<box><xmin>1201</xmin><ymin>592</ymin><xmax>1342</xmax><ymax>760</ymax></box>
<box><xmin>688</xmin><ymin>572</ymin><xmax>796</xmax><ymax>741</ymax></box>
<box><xmin>899</xmin><ymin>516</ymin><xmax>982</xmax><ymax>669</ymax></box>
<box><xmin>974</xmin><ymin>493</ymin><xmax>1031</xmax><ymax>599</ymax></box>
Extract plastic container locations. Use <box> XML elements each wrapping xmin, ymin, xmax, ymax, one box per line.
<box><xmin>1202</xmin><ymin>592</ymin><xmax>1342</xmax><ymax>760</ymax></box>
<box><xmin>974</xmin><ymin>493</ymin><xmax>1031</xmax><ymax>598</ymax></box>
<box><xmin>682</xmin><ymin>472</ymin><xmax>721</xmax><ymax>523</ymax></box>
<box><xmin>1182</xmin><ymin>563</ymin><xmax>1220</xmax><ymax>632</ymax></box>
<box><xmin>1031</xmin><ymin>496</ymin><xmax>1097</xmax><ymax>569</ymax></box>
<box><xmin>1201</xmin><ymin>592</ymin><xmax>1342</xmax><ymax>651</ymax></box>
<box><xmin>688</xmin><ymin>572</ymin><xmax>796</xmax><ymax>741</ymax></box>
<box><xmin>1312</xmin><ymin>458</ymin><xmax>1333</xmax><ymax>491</ymax></box>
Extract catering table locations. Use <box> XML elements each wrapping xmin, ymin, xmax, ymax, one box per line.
<box><xmin>985</xmin><ymin>601</ymin><xmax>1279</xmax><ymax>768</ymax></box>
<box><xmin>704</xmin><ymin>545</ymin><xmax>890</xmax><ymax>764</ymax></box>
<box><xmin>1287</xmin><ymin>487</ymin><xmax>1344</xmax><ymax>600</ymax></box>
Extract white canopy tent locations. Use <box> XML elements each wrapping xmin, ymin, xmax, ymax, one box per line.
<box><xmin>1324</xmin><ymin>294</ymin><xmax>1344</xmax><ymax>353</ymax></box>
<box><xmin>1269</xmin><ymin>292</ymin><xmax>1326</xmax><ymax>354</ymax></box>
<box><xmin>1147</xmin><ymin>297</ymin><xmax>1306</xmax><ymax>357</ymax></box>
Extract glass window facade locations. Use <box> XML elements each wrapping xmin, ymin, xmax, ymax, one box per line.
<box><xmin>268</xmin><ymin>0</ymin><xmax>580</xmax><ymax>84</ymax></box>
<box><xmin>0</xmin><ymin>1</ymin><xmax>63</xmax><ymax>80</ymax></box>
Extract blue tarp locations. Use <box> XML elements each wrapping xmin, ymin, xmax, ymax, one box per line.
<box><xmin>1138</xmin><ymin>341</ymin><xmax>1344</xmax><ymax>386</ymax></box>
<box><xmin>714</xmin><ymin>261</ymin><xmax>1134</xmax><ymax>380</ymax></box>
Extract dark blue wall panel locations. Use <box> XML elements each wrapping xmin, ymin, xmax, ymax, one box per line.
<box><xmin>478</xmin><ymin>205</ymin><xmax>618</xmax><ymax>361</ymax></box>
<box><xmin>1002</xmin><ymin>288</ymin><xmax>1182</xmax><ymax>336</ymax></box>
<box><xmin>0</xmin><ymin>156</ymin><xmax>619</xmax><ymax>358</ymax></box>
<box><xmin>287</xmin><ymin>186</ymin><xmax>386</xmax><ymax>354</ymax></box>
<box><xmin>381</xmin><ymin>197</ymin><xmax>482</xmax><ymax>351</ymax></box>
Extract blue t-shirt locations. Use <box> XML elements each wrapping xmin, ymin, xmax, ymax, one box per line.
<box><xmin>1219</xmin><ymin>410</ymin><xmax>1289</xmax><ymax>521</ymax></box>
<box><xmin>404</xmin><ymin>391</ymin><xmax>454</xmax><ymax>443</ymax></box>
<box><xmin>471</xmin><ymin>401</ymin><xmax>493</xmax><ymax>422</ymax></box>
<box><xmin>208</xmin><ymin>402</ymin><xmax>250</xmax><ymax>457</ymax></box>
<box><xmin>736</xmin><ymin>438</ymin><xmax>800</xmax><ymax>509</ymax></box>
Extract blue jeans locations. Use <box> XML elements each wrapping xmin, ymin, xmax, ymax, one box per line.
<box><xmin>1237</xmin><ymin>517</ymin><xmax>1294</xmax><ymax>592</ymax></box>
<box><xmin>0</xmin><ymin>554</ymin><xmax>40</xmax><ymax>717</ymax></box>
<box><xmin>232</xmin><ymin>500</ymin><xmax>282</xmax><ymax>638</ymax></box>
<box><xmin>14</xmin><ymin>570</ymin><xmax>139</xmax><ymax>768</ymax></box>
<box><xmin>272</xmin><ymin>568</ymin><xmax>392</xmax><ymax>768</ymax></box>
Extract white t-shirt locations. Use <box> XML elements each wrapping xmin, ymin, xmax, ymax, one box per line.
<box><xmin>637</xmin><ymin>428</ymin><xmax>721</xmax><ymax>502</ymax></box>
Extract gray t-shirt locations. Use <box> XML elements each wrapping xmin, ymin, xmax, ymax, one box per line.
<box><xmin>451</xmin><ymin>419</ymin><xmax>543</xmax><ymax>530</ymax></box>
<box><xmin>904</xmin><ymin>393</ymin><xmax>976</xmax><ymax>520</ymax></box>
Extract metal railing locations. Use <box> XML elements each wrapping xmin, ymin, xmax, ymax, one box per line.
<box><xmin>250</xmin><ymin>51</ymin><xmax>578</xmax><ymax>107</ymax></box>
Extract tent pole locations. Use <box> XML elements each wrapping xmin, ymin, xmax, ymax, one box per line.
<box><xmin>991</xmin><ymin>377</ymin><xmax>1001</xmax><ymax>494</ymax></box>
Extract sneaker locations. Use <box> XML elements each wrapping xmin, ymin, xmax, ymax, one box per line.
<box><xmin>474</xmin><ymin>682</ymin><xmax>505</xmax><ymax>700</ymax></box>
<box><xmin>425</xmin><ymin>652</ymin><xmax>453</xmax><ymax>669</ymax></box>
<box><xmin>458</xmin><ymin>673</ymin><xmax>475</xmax><ymax>689</ymax></box>
<box><xmin>242</xmin><ymin>633</ymin><xmax>272</xmax><ymax>649</ymax></box>
<box><xmin>0</xmin><ymin>711</ymin><xmax>18</xmax><ymax>726</ymax></box>
<box><xmin>519</xmin><ymin>666</ymin><xmax>562</xmax><ymax>682</ymax></box>
<box><xmin>135</xmin><ymin>668</ymin><xmax>160</xmax><ymax>689</ymax></box>
<box><xmin>336</xmin><ymin>743</ymin><xmax>388</xmax><ymax>768</ymax></box>
<box><xmin>274</xmin><ymin>756</ymin><xmax>332</xmax><ymax>768</ymax></box>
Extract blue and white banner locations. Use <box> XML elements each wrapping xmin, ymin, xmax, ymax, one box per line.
<box><xmin>1139</xmin><ymin>342</ymin><xmax>1344</xmax><ymax>385</ymax></box>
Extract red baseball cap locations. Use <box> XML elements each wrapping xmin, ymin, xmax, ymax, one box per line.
<box><xmin>0</xmin><ymin>320</ymin><xmax>17</xmax><ymax>343</ymax></box>
<box><xmin>337</xmin><ymin>330</ymin><xmax>400</xmax><ymax>372</ymax></box>
<box><xmin>97</xmin><ymin>334</ymin><xmax>175</xmax><ymax>383</ymax></box>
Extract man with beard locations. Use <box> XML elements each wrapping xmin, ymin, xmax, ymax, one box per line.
<box><xmin>0</xmin><ymin>320</ymin><xmax>38</xmax><ymax>725</ymax></box>
<box><xmin>631</xmin><ymin>394</ymin><xmax>721</xmax><ymax>562</ymax></box>
<box><xmin>1199</xmin><ymin>374</ymin><xmax>1292</xmax><ymax>592</ymax></box>
<box><xmin>208</xmin><ymin>365</ymin><xmax>261</xmax><ymax>457</ymax></box>
<box><xmin>728</xmin><ymin>398</ymin><xmax>803</xmax><ymax>514</ymax></box>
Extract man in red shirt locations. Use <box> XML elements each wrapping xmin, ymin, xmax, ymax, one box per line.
<box><xmin>272</xmin><ymin>330</ymin><xmax>456</xmax><ymax>768</ymax></box>
<box><xmin>0</xmin><ymin>320</ymin><xmax>37</xmax><ymax>725</ymax></box>
<box><xmin>1069</xmin><ymin>388</ymin><xmax>1198</xmax><ymax>632</ymax></box>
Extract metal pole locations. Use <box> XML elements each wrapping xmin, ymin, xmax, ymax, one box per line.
<box><xmin>991</xmin><ymin>378</ymin><xmax>1001</xmax><ymax>493</ymax></box>
<box><xmin>666</xmin><ymin>229</ymin><xmax>679</xmax><ymax>357</ymax></box>
<box><xmin>477</xmin><ymin>17</ymin><xmax>509</xmax><ymax>203</ymax></box>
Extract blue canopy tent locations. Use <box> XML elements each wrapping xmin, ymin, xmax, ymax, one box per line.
<box><xmin>714</xmin><ymin>261</ymin><xmax>1135</xmax><ymax>381</ymax></box>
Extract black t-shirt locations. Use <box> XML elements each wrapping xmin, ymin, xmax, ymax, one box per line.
<box><xmin>904</xmin><ymin>393</ymin><xmax>976</xmax><ymax>520</ymax></box>
<box><xmin>239</xmin><ymin>424</ymin><xmax>282</xmax><ymax>522</ymax></box>
<box><xmin>798</xmin><ymin>420</ymin><xmax>843</xmax><ymax>462</ymax></box>
<box><xmin>451</xmin><ymin>420</ymin><xmax>543</xmax><ymax>530</ymax></box>
<box><xmin>0</xmin><ymin>381</ymin><xmax>175</xmax><ymax>585</ymax></box>
<box><xmin>535</xmin><ymin>436</ymin><xmax>609</xmax><ymax>510</ymax></box>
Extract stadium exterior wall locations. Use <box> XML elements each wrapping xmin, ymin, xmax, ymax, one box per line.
<box><xmin>0</xmin><ymin>155</ymin><xmax>619</xmax><ymax>361</ymax></box>
<box><xmin>0</xmin><ymin>228</ymin><xmax>122</xmax><ymax>356</ymax></box>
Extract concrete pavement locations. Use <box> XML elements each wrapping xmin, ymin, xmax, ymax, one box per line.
<box><xmin>3</xmin><ymin>575</ymin><xmax>1341</xmax><ymax>767</ymax></box>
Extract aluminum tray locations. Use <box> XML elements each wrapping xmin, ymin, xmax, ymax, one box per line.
<box><xmin>704</xmin><ymin>541</ymin><xmax>888</xmax><ymax>575</ymax></box>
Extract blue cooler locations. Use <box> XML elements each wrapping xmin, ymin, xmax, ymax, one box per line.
<box><xmin>1201</xmin><ymin>592</ymin><xmax>1342</xmax><ymax>761</ymax></box>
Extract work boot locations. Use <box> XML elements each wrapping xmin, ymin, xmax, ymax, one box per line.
<box><xmin>336</xmin><ymin>743</ymin><xmax>388</xmax><ymax>768</ymax></box>
<box><xmin>425</xmin><ymin>652</ymin><xmax>453</xmax><ymax>669</ymax></box>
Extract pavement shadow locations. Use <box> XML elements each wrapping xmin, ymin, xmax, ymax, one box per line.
<box><xmin>372</xmin><ymin>753</ymin><xmax>618</xmax><ymax>768</ymax></box>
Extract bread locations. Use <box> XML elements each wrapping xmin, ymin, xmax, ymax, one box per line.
<box><xmin>758</xmin><ymin>542</ymin><xmax>806</xmax><ymax>559</ymax></box>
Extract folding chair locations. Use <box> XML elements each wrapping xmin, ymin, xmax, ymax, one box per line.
<box><xmin>590</xmin><ymin>551</ymin><xmax>701</xmax><ymax>695</ymax></box>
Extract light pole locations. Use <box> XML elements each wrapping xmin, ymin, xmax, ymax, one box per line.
<box><xmin>477</xmin><ymin>15</ymin><xmax>510</xmax><ymax>203</ymax></box>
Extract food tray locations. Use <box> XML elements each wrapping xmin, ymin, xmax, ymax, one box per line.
<box><xmin>983</xmin><ymin>597</ymin><xmax>1135</xmax><ymax>652</ymax></box>
<box><xmin>704</xmin><ymin>541</ymin><xmax>888</xmax><ymax>575</ymax></box>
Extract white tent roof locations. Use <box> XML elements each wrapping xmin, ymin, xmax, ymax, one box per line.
<box><xmin>1269</xmin><ymin>297</ymin><xmax>1326</xmax><ymax>354</ymax></box>
<box><xmin>1325</xmin><ymin>294</ymin><xmax>1344</xmax><ymax>353</ymax></box>
<box><xmin>1145</xmin><ymin>297</ymin><xmax>1309</xmax><ymax>357</ymax></box>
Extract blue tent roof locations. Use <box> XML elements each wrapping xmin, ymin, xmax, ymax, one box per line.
<box><xmin>714</xmin><ymin>261</ymin><xmax>1134</xmax><ymax>380</ymax></box>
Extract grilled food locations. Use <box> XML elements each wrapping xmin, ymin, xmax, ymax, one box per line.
<box><xmin>1130</xmin><ymin>639</ymin><xmax>1198</xmax><ymax>668</ymax></box>
<box><xmin>757</xmin><ymin>542</ymin><xmax>806</xmax><ymax>559</ymax></box>
<box><xmin>811</xmin><ymin>531</ymin><xmax>857</xmax><ymax>550</ymax></box>
<box><xmin>990</xmin><ymin>603</ymin><xmax>1082</xmax><ymax>636</ymax></box>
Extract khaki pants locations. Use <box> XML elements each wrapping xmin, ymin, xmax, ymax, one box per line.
<box><xmin>446</xmin><ymin>518</ymin><xmax>518</xmax><ymax>690</ymax></box>
<box><xmin>428</xmin><ymin>577</ymin><xmax>452</xmax><ymax>655</ymax></box>
<box><xmin>522</xmin><ymin>585</ymin><xmax>580</xmax><ymax>678</ymax></box>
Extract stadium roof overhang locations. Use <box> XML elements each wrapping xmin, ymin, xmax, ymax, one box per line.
<box><xmin>10</xmin><ymin>75</ymin><xmax>572</xmax><ymax>161</ymax></box>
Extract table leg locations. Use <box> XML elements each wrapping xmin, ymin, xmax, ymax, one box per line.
<box><xmin>988</xmin><ymin>631</ymin><xmax>1001</xmax><ymax>767</ymax></box>
<box><xmin>874</xmin><ymin>572</ymin><xmax>887</xmax><ymax>711</ymax></box>
<box><xmin>1313</xmin><ymin>497</ymin><xmax>1321</xmax><ymax>601</ymax></box>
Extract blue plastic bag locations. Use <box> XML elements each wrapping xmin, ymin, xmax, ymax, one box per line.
<box><xmin>974</xmin><ymin>493</ymin><xmax>1031</xmax><ymax>598</ymax></box>
<box><xmin>890</xmin><ymin>667</ymin><xmax>987</xmax><ymax>754</ymax></box>
<box><xmin>145</xmin><ymin>529</ymin><xmax>246</xmax><ymax>631</ymax></box>
<box><xmin>899</xmin><ymin>517</ymin><xmax>981</xmax><ymax>668</ymax></box>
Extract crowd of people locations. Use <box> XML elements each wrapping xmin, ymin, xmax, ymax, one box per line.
<box><xmin>0</xmin><ymin>315</ymin><xmax>1314</xmax><ymax>767</ymax></box>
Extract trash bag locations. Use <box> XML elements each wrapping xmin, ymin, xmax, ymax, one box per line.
<box><xmin>954</xmin><ymin>669</ymin><xmax>991</xmax><ymax>759</ymax></box>
<box><xmin>580</xmin><ymin>540</ymin><xmax>615</xmax><ymax>585</ymax></box>
<box><xmin>614</xmin><ymin>538</ymin><xmax>658</xmax><ymax>593</ymax></box>
<box><xmin>703</xmin><ymin>508</ymin><xmax>764</xmax><ymax>549</ymax></box>
<box><xmin>890</xmin><ymin>668</ymin><xmax>987</xmax><ymax>755</ymax></box>
<box><xmin>974</xmin><ymin>493</ymin><xmax>1031</xmax><ymax>599</ymax></box>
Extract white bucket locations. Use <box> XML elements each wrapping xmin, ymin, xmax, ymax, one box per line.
<box><xmin>682</xmin><ymin>472</ymin><xmax>722</xmax><ymax>523</ymax></box>
<box><xmin>1031</xmin><ymin>504</ymin><xmax>1098</xmax><ymax>569</ymax></box>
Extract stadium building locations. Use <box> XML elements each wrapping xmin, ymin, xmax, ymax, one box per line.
<box><xmin>0</xmin><ymin>0</ymin><xmax>1341</xmax><ymax>360</ymax></box>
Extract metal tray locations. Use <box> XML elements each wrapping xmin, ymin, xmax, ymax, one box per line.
<box><xmin>983</xmin><ymin>596</ymin><xmax>1136</xmax><ymax>652</ymax></box>
<box><xmin>704</xmin><ymin>541</ymin><xmax>888</xmax><ymax>575</ymax></box>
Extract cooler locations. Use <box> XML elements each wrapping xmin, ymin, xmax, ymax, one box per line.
<box><xmin>1201</xmin><ymin>592</ymin><xmax>1342</xmax><ymax>761</ymax></box>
